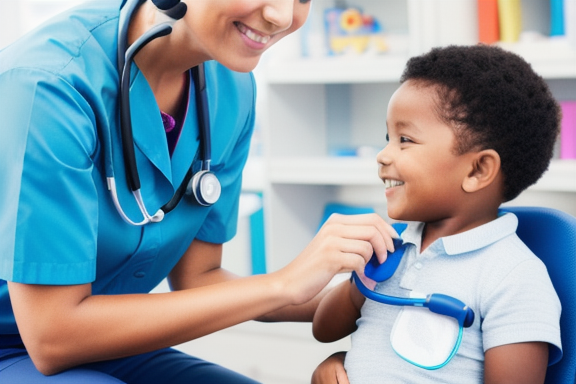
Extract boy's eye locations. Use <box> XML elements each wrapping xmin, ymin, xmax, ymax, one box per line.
<box><xmin>386</xmin><ymin>133</ymin><xmax>413</xmax><ymax>144</ymax></box>
<box><xmin>299</xmin><ymin>0</ymin><xmax>311</xmax><ymax>3</ymax></box>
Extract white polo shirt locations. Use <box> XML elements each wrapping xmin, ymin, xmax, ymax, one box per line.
<box><xmin>345</xmin><ymin>212</ymin><xmax>562</xmax><ymax>384</ymax></box>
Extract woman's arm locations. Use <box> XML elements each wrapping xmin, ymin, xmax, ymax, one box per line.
<box><xmin>312</xmin><ymin>280</ymin><xmax>365</xmax><ymax>342</ymax></box>
<box><xmin>9</xmin><ymin>213</ymin><xmax>395</xmax><ymax>375</ymax></box>
<box><xmin>169</xmin><ymin>238</ymin><xmax>330</xmax><ymax>322</ymax></box>
<box><xmin>484</xmin><ymin>342</ymin><xmax>549</xmax><ymax>384</ymax></box>
<box><xmin>9</xmin><ymin>271</ymin><xmax>290</xmax><ymax>376</ymax></box>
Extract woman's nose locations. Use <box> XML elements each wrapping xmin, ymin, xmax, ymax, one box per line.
<box><xmin>262</xmin><ymin>0</ymin><xmax>294</xmax><ymax>32</ymax></box>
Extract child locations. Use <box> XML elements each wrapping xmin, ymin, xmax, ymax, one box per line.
<box><xmin>312</xmin><ymin>45</ymin><xmax>562</xmax><ymax>384</ymax></box>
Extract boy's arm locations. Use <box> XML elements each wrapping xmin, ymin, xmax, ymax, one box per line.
<box><xmin>312</xmin><ymin>279</ymin><xmax>365</xmax><ymax>342</ymax></box>
<box><xmin>484</xmin><ymin>342</ymin><xmax>549</xmax><ymax>384</ymax></box>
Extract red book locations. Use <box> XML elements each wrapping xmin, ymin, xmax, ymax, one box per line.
<box><xmin>478</xmin><ymin>0</ymin><xmax>500</xmax><ymax>44</ymax></box>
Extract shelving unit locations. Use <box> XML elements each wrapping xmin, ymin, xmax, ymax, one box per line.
<box><xmin>258</xmin><ymin>0</ymin><xmax>576</xmax><ymax>272</ymax></box>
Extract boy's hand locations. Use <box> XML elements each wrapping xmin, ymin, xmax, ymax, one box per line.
<box><xmin>311</xmin><ymin>352</ymin><xmax>349</xmax><ymax>384</ymax></box>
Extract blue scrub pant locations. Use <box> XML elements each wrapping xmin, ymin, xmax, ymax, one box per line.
<box><xmin>0</xmin><ymin>346</ymin><xmax>261</xmax><ymax>384</ymax></box>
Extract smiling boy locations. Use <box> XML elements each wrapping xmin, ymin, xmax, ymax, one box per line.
<box><xmin>312</xmin><ymin>45</ymin><xmax>562</xmax><ymax>384</ymax></box>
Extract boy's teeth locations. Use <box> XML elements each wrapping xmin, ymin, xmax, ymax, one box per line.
<box><xmin>385</xmin><ymin>179</ymin><xmax>404</xmax><ymax>189</ymax></box>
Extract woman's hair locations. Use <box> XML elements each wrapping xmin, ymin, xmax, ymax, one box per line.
<box><xmin>400</xmin><ymin>44</ymin><xmax>561</xmax><ymax>202</ymax></box>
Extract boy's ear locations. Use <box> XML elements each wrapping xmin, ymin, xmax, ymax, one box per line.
<box><xmin>462</xmin><ymin>149</ymin><xmax>501</xmax><ymax>193</ymax></box>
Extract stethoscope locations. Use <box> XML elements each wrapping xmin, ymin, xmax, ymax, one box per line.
<box><xmin>105</xmin><ymin>0</ymin><xmax>221</xmax><ymax>226</ymax></box>
<box><xmin>351</xmin><ymin>232</ymin><xmax>474</xmax><ymax>369</ymax></box>
<box><xmin>353</xmin><ymin>224</ymin><xmax>475</xmax><ymax>329</ymax></box>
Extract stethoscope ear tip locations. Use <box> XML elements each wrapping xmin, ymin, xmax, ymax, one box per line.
<box><xmin>152</xmin><ymin>0</ymin><xmax>180</xmax><ymax>10</ymax></box>
<box><xmin>153</xmin><ymin>0</ymin><xmax>187</xmax><ymax>20</ymax></box>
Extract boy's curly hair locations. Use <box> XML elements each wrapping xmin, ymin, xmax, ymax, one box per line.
<box><xmin>400</xmin><ymin>44</ymin><xmax>561</xmax><ymax>202</ymax></box>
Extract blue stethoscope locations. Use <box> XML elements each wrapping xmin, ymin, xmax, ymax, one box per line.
<box><xmin>104</xmin><ymin>0</ymin><xmax>221</xmax><ymax>226</ymax></box>
<box><xmin>353</xmin><ymin>223</ymin><xmax>475</xmax><ymax>329</ymax></box>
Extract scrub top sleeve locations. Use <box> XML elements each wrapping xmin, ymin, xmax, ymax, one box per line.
<box><xmin>0</xmin><ymin>69</ymin><xmax>99</xmax><ymax>285</ymax></box>
<box><xmin>481</xmin><ymin>258</ymin><xmax>562</xmax><ymax>364</ymax></box>
<box><xmin>196</xmin><ymin>75</ymin><xmax>257</xmax><ymax>245</ymax></box>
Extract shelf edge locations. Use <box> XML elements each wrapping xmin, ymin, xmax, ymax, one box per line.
<box><xmin>267</xmin><ymin>158</ymin><xmax>576</xmax><ymax>191</ymax></box>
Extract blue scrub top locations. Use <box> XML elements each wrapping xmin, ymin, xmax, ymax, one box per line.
<box><xmin>0</xmin><ymin>0</ymin><xmax>256</xmax><ymax>334</ymax></box>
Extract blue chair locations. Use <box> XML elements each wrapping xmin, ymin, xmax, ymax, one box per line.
<box><xmin>500</xmin><ymin>206</ymin><xmax>576</xmax><ymax>384</ymax></box>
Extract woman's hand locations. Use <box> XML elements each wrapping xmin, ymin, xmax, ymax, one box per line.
<box><xmin>312</xmin><ymin>352</ymin><xmax>349</xmax><ymax>384</ymax></box>
<box><xmin>276</xmin><ymin>213</ymin><xmax>397</xmax><ymax>307</ymax></box>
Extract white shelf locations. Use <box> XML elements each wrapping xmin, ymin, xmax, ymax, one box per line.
<box><xmin>497</xmin><ymin>39</ymin><xmax>576</xmax><ymax>79</ymax></box>
<box><xmin>531</xmin><ymin>159</ymin><xmax>576</xmax><ymax>192</ymax></box>
<box><xmin>264</xmin><ymin>46</ymin><xmax>576</xmax><ymax>85</ymax></box>
<box><xmin>268</xmin><ymin>158</ymin><xmax>576</xmax><ymax>192</ymax></box>
<box><xmin>264</xmin><ymin>55</ymin><xmax>408</xmax><ymax>84</ymax></box>
<box><xmin>268</xmin><ymin>157</ymin><xmax>379</xmax><ymax>185</ymax></box>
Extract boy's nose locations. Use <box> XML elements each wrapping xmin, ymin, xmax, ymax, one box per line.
<box><xmin>377</xmin><ymin>145</ymin><xmax>392</xmax><ymax>166</ymax></box>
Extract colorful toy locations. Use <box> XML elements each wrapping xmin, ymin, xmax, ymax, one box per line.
<box><xmin>324</xmin><ymin>7</ymin><xmax>388</xmax><ymax>55</ymax></box>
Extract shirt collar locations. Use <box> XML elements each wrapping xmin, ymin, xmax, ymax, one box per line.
<box><xmin>397</xmin><ymin>212</ymin><xmax>519</xmax><ymax>256</ymax></box>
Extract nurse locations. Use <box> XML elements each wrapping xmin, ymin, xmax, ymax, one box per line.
<box><xmin>0</xmin><ymin>0</ymin><xmax>396</xmax><ymax>382</ymax></box>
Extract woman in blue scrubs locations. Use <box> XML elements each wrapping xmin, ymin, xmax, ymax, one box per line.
<box><xmin>0</xmin><ymin>0</ymin><xmax>396</xmax><ymax>382</ymax></box>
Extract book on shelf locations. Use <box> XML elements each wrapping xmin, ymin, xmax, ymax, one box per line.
<box><xmin>478</xmin><ymin>0</ymin><xmax>500</xmax><ymax>44</ymax></box>
<box><xmin>485</xmin><ymin>0</ymin><xmax>575</xmax><ymax>44</ymax></box>
<box><xmin>497</xmin><ymin>0</ymin><xmax>522</xmax><ymax>42</ymax></box>
<box><xmin>560</xmin><ymin>101</ymin><xmax>576</xmax><ymax>159</ymax></box>
<box><xmin>550</xmin><ymin>0</ymin><xmax>565</xmax><ymax>36</ymax></box>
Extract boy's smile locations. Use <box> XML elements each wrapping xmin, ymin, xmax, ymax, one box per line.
<box><xmin>378</xmin><ymin>80</ymin><xmax>472</xmax><ymax>224</ymax></box>
<box><xmin>383</xmin><ymin>179</ymin><xmax>405</xmax><ymax>189</ymax></box>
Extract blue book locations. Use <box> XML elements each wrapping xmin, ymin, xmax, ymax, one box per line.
<box><xmin>550</xmin><ymin>0</ymin><xmax>565</xmax><ymax>36</ymax></box>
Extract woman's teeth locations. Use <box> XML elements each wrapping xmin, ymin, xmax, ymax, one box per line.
<box><xmin>384</xmin><ymin>179</ymin><xmax>404</xmax><ymax>189</ymax></box>
<box><xmin>236</xmin><ymin>23</ymin><xmax>270</xmax><ymax>44</ymax></box>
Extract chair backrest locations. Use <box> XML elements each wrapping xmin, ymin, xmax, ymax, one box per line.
<box><xmin>501</xmin><ymin>206</ymin><xmax>576</xmax><ymax>384</ymax></box>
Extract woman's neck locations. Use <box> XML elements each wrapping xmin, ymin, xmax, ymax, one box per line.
<box><xmin>126</xmin><ymin>1</ymin><xmax>196</xmax><ymax>115</ymax></box>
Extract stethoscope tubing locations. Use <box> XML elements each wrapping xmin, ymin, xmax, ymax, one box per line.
<box><xmin>120</xmin><ymin>23</ymin><xmax>173</xmax><ymax>192</ymax></box>
<box><xmin>107</xmin><ymin>178</ymin><xmax>164</xmax><ymax>225</ymax></box>
<box><xmin>105</xmin><ymin>0</ymin><xmax>218</xmax><ymax>225</ymax></box>
<box><xmin>352</xmin><ymin>272</ymin><xmax>474</xmax><ymax>328</ymax></box>
<box><xmin>353</xmin><ymin>271</ymin><xmax>427</xmax><ymax>307</ymax></box>
<box><xmin>191</xmin><ymin>61</ymin><xmax>211</xmax><ymax>168</ymax></box>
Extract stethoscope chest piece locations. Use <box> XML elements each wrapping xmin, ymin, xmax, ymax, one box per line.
<box><xmin>187</xmin><ymin>170</ymin><xmax>221</xmax><ymax>206</ymax></box>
